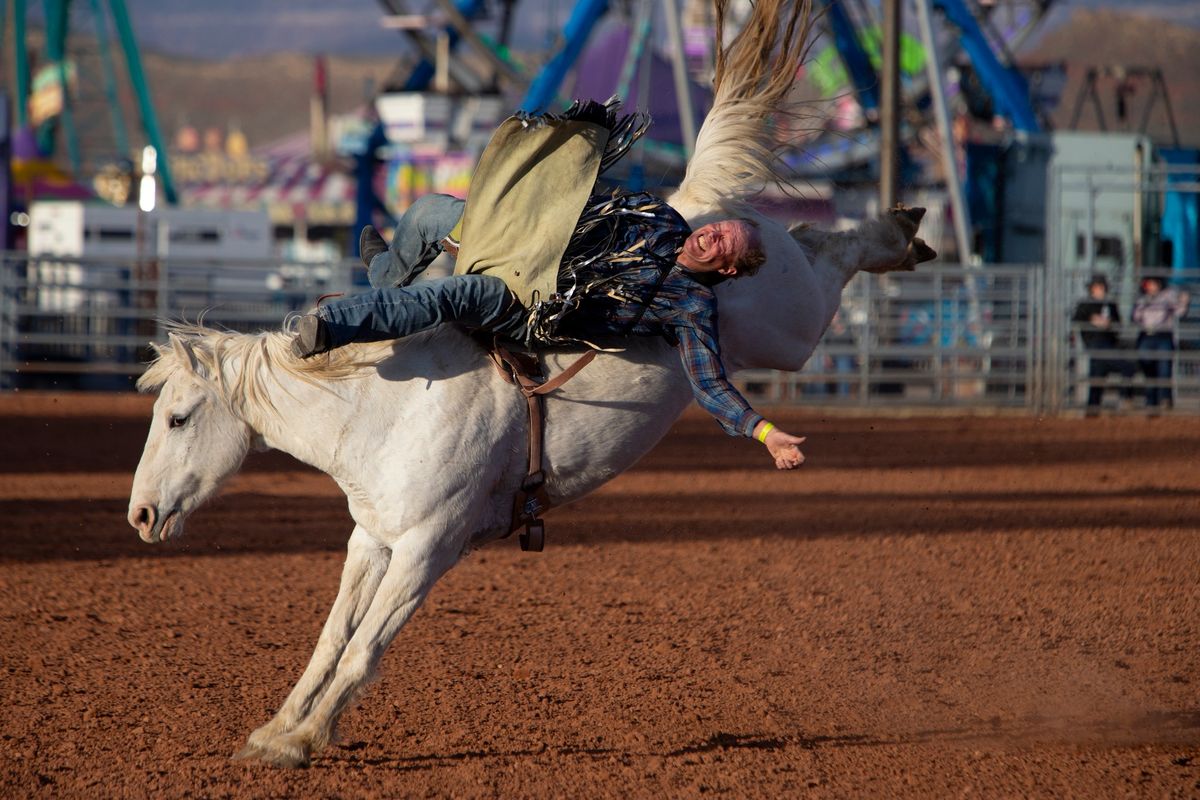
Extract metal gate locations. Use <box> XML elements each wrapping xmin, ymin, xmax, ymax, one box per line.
<box><xmin>0</xmin><ymin>251</ymin><xmax>358</xmax><ymax>390</ymax></box>
<box><xmin>1</xmin><ymin>250</ymin><xmax>1196</xmax><ymax>413</ymax></box>
<box><xmin>735</xmin><ymin>264</ymin><xmax>1044</xmax><ymax>409</ymax></box>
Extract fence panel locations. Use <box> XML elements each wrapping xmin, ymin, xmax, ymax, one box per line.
<box><xmin>1058</xmin><ymin>266</ymin><xmax>1200</xmax><ymax>415</ymax></box>
<box><xmin>1047</xmin><ymin>161</ymin><xmax>1200</xmax><ymax>415</ymax></box>
<box><xmin>0</xmin><ymin>252</ymin><xmax>358</xmax><ymax>390</ymax></box>
<box><xmin>0</xmin><ymin>251</ymin><xmax>1195</xmax><ymax>415</ymax></box>
<box><xmin>735</xmin><ymin>264</ymin><xmax>1042</xmax><ymax>409</ymax></box>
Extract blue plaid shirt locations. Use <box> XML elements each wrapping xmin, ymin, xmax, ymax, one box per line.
<box><xmin>579</xmin><ymin>263</ymin><xmax>763</xmax><ymax>438</ymax></box>
<box><xmin>541</xmin><ymin>191</ymin><xmax>762</xmax><ymax>438</ymax></box>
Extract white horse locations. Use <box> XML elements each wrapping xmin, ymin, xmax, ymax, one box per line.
<box><xmin>128</xmin><ymin>0</ymin><xmax>931</xmax><ymax>768</ymax></box>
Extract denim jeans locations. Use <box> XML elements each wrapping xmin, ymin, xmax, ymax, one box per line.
<box><xmin>1085</xmin><ymin>343</ymin><xmax>1134</xmax><ymax>408</ymax></box>
<box><xmin>318</xmin><ymin>275</ymin><xmax>529</xmax><ymax>348</ymax></box>
<box><xmin>1137</xmin><ymin>332</ymin><xmax>1175</xmax><ymax>407</ymax></box>
<box><xmin>368</xmin><ymin>194</ymin><xmax>465</xmax><ymax>289</ymax></box>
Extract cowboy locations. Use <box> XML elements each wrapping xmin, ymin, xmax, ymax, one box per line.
<box><xmin>291</xmin><ymin>101</ymin><xmax>805</xmax><ymax>469</ymax></box>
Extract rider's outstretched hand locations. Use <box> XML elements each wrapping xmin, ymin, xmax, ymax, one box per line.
<box><xmin>754</xmin><ymin>421</ymin><xmax>806</xmax><ymax>470</ymax></box>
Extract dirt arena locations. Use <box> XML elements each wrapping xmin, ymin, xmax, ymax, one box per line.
<box><xmin>1</xmin><ymin>392</ymin><xmax>1197</xmax><ymax>798</ymax></box>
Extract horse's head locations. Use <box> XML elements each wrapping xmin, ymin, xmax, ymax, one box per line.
<box><xmin>128</xmin><ymin>333</ymin><xmax>253</xmax><ymax>543</ymax></box>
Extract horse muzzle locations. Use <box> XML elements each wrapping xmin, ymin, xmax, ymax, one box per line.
<box><xmin>128</xmin><ymin>503</ymin><xmax>183</xmax><ymax>543</ymax></box>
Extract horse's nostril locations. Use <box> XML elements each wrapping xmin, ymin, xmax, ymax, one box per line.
<box><xmin>129</xmin><ymin>504</ymin><xmax>157</xmax><ymax>532</ymax></box>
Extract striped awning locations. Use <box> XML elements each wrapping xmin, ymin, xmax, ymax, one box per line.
<box><xmin>177</xmin><ymin>148</ymin><xmax>356</xmax><ymax>226</ymax></box>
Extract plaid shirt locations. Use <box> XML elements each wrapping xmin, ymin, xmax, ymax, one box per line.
<box><xmin>584</xmin><ymin>262</ymin><xmax>763</xmax><ymax>438</ymax></box>
<box><xmin>1132</xmin><ymin>288</ymin><xmax>1190</xmax><ymax>335</ymax></box>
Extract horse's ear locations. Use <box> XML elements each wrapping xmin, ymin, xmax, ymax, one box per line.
<box><xmin>168</xmin><ymin>333</ymin><xmax>200</xmax><ymax>374</ymax></box>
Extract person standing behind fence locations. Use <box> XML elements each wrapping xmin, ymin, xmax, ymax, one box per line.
<box><xmin>1072</xmin><ymin>274</ymin><xmax>1133</xmax><ymax>416</ymax></box>
<box><xmin>1132</xmin><ymin>275</ymin><xmax>1191</xmax><ymax>413</ymax></box>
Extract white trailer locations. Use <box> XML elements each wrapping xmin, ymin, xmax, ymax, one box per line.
<box><xmin>28</xmin><ymin>202</ymin><xmax>274</xmax><ymax>311</ymax></box>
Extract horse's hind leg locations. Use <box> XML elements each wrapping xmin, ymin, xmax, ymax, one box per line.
<box><xmin>236</xmin><ymin>525</ymin><xmax>390</xmax><ymax>761</ymax></box>
<box><xmin>858</xmin><ymin>206</ymin><xmax>936</xmax><ymax>273</ymax></box>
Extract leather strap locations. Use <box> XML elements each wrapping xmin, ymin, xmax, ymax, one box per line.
<box><xmin>487</xmin><ymin>343</ymin><xmax>596</xmax><ymax>551</ymax></box>
<box><xmin>528</xmin><ymin>350</ymin><xmax>595</xmax><ymax>396</ymax></box>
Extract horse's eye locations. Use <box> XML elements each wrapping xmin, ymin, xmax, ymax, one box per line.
<box><xmin>169</xmin><ymin>414</ymin><xmax>189</xmax><ymax>429</ymax></box>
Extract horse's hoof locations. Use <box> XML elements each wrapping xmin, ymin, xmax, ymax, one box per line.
<box><xmin>264</xmin><ymin>748</ymin><xmax>311</xmax><ymax>769</ymax></box>
<box><xmin>233</xmin><ymin>724</ymin><xmax>278</xmax><ymax>761</ymax></box>
<box><xmin>911</xmin><ymin>237</ymin><xmax>937</xmax><ymax>263</ymax></box>
<box><xmin>233</xmin><ymin>743</ymin><xmax>262</xmax><ymax>761</ymax></box>
<box><xmin>888</xmin><ymin>205</ymin><xmax>926</xmax><ymax>239</ymax></box>
<box><xmin>232</xmin><ymin>735</ymin><xmax>311</xmax><ymax>768</ymax></box>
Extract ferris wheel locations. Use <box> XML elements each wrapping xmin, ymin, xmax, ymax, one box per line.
<box><xmin>3</xmin><ymin>0</ymin><xmax>177</xmax><ymax>203</ymax></box>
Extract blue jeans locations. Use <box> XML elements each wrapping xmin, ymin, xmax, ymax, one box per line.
<box><xmin>368</xmin><ymin>194</ymin><xmax>465</xmax><ymax>289</ymax></box>
<box><xmin>1137</xmin><ymin>332</ymin><xmax>1175</xmax><ymax>407</ymax></box>
<box><xmin>318</xmin><ymin>275</ymin><xmax>529</xmax><ymax>348</ymax></box>
<box><xmin>1085</xmin><ymin>344</ymin><xmax>1134</xmax><ymax>408</ymax></box>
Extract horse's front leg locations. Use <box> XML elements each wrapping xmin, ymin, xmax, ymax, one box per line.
<box><xmin>246</xmin><ymin>525</ymin><xmax>464</xmax><ymax>768</ymax></box>
<box><xmin>236</xmin><ymin>525</ymin><xmax>390</xmax><ymax>761</ymax></box>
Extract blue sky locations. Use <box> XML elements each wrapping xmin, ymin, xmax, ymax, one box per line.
<box><xmin>112</xmin><ymin>0</ymin><xmax>1199</xmax><ymax>61</ymax></box>
<box><xmin>116</xmin><ymin>0</ymin><xmax>564</xmax><ymax>60</ymax></box>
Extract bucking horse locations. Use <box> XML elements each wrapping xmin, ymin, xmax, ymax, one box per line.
<box><xmin>128</xmin><ymin>0</ymin><xmax>934</xmax><ymax>767</ymax></box>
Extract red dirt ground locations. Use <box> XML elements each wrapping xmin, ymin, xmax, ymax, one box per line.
<box><xmin>0</xmin><ymin>392</ymin><xmax>1198</xmax><ymax>798</ymax></box>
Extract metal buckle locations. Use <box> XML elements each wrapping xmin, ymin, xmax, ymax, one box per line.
<box><xmin>522</xmin><ymin>495</ymin><xmax>545</xmax><ymax>518</ymax></box>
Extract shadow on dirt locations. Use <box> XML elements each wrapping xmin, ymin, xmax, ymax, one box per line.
<box><xmin>6</xmin><ymin>414</ymin><xmax>1200</xmax><ymax>474</ymax></box>
<box><xmin>5</xmin><ymin>411</ymin><xmax>1199</xmax><ymax>563</ymax></box>
<box><xmin>3</xmin><ymin>480</ymin><xmax>1198</xmax><ymax>562</ymax></box>
<box><xmin>638</xmin><ymin>416</ymin><xmax>1200</xmax><ymax>473</ymax></box>
<box><xmin>0</xmin><ymin>416</ymin><xmax>306</xmax><ymax>474</ymax></box>
<box><xmin>803</xmin><ymin>708</ymin><xmax>1200</xmax><ymax>749</ymax></box>
<box><xmin>322</xmin><ymin>711</ymin><xmax>1200</xmax><ymax>772</ymax></box>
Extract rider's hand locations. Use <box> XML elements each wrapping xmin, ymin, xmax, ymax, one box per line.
<box><xmin>753</xmin><ymin>422</ymin><xmax>805</xmax><ymax>470</ymax></box>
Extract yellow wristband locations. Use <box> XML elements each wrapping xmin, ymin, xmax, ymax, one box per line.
<box><xmin>756</xmin><ymin>422</ymin><xmax>775</xmax><ymax>443</ymax></box>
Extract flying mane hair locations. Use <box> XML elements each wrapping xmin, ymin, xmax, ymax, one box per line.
<box><xmin>670</xmin><ymin>0</ymin><xmax>818</xmax><ymax>215</ymax></box>
<box><xmin>137</xmin><ymin>321</ymin><xmax>391</xmax><ymax>409</ymax></box>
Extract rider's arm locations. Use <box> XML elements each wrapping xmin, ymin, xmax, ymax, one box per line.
<box><xmin>673</xmin><ymin>315</ymin><xmax>761</xmax><ymax>437</ymax></box>
<box><xmin>673</xmin><ymin>311</ymin><xmax>805</xmax><ymax>469</ymax></box>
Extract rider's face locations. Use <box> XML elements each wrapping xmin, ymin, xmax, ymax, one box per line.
<box><xmin>678</xmin><ymin>220</ymin><xmax>758</xmax><ymax>276</ymax></box>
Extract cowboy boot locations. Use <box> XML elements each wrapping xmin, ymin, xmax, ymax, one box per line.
<box><xmin>359</xmin><ymin>226</ymin><xmax>388</xmax><ymax>269</ymax></box>
<box><xmin>290</xmin><ymin>314</ymin><xmax>331</xmax><ymax>358</ymax></box>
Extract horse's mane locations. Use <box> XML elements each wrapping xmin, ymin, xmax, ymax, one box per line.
<box><xmin>669</xmin><ymin>0</ymin><xmax>818</xmax><ymax>215</ymax></box>
<box><xmin>137</xmin><ymin>321</ymin><xmax>393</xmax><ymax>408</ymax></box>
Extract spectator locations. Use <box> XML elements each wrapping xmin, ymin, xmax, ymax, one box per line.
<box><xmin>1072</xmin><ymin>274</ymin><xmax>1132</xmax><ymax>415</ymax></box>
<box><xmin>1132</xmin><ymin>275</ymin><xmax>1191</xmax><ymax>412</ymax></box>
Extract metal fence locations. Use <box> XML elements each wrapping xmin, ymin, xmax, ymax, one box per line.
<box><xmin>735</xmin><ymin>264</ymin><xmax>1044</xmax><ymax>408</ymax></box>
<box><xmin>0</xmin><ymin>251</ymin><xmax>360</xmax><ymax>390</ymax></box>
<box><xmin>1046</xmin><ymin>159</ymin><xmax>1200</xmax><ymax>415</ymax></box>
<box><xmin>1</xmin><ymin>251</ymin><xmax>1197</xmax><ymax>413</ymax></box>
<box><xmin>1057</xmin><ymin>272</ymin><xmax>1200</xmax><ymax>415</ymax></box>
<box><xmin>738</xmin><ymin>157</ymin><xmax>1200</xmax><ymax>415</ymax></box>
<box><xmin>732</xmin><ymin>263</ymin><xmax>1198</xmax><ymax>414</ymax></box>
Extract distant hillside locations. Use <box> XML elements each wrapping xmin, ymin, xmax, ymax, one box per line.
<box><xmin>4</xmin><ymin>24</ymin><xmax>400</xmax><ymax>161</ymax></box>
<box><xmin>18</xmin><ymin>6</ymin><xmax>1200</xmax><ymax>175</ymax></box>
<box><xmin>117</xmin><ymin>0</ymin><xmax>402</xmax><ymax>60</ymax></box>
<box><xmin>1019</xmin><ymin>9</ymin><xmax>1200</xmax><ymax>149</ymax></box>
<box><xmin>115</xmin><ymin>0</ymin><xmax>556</xmax><ymax>60</ymax></box>
<box><xmin>141</xmin><ymin>50</ymin><xmax>398</xmax><ymax>150</ymax></box>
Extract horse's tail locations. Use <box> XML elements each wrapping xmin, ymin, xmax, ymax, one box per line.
<box><xmin>669</xmin><ymin>0</ymin><xmax>818</xmax><ymax>216</ymax></box>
